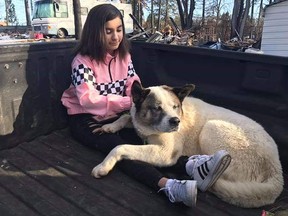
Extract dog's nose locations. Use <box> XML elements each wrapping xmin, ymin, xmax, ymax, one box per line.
<box><xmin>169</xmin><ymin>117</ymin><xmax>180</xmax><ymax>127</ymax></box>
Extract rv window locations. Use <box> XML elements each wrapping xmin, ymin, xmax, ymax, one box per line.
<box><xmin>81</xmin><ymin>7</ymin><xmax>88</xmax><ymax>15</ymax></box>
<box><xmin>33</xmin><ymin>1</ymin><xmax>54</xmax><ymax>18</ymax></box>
<box><xmin>57</xmin><ymin>2</ymin><xmax>68</xmax><ymax>18</ymax></box>
<box><xmin>61</xmin><ymin>12</ymin><xmax>68</xmax><ymax>18</ymax></box>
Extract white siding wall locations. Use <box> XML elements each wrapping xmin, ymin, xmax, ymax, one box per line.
<box><xmin>262</xmin><ymin>0</ymin><xmax>288</xmax><ymax>56</ymax></box>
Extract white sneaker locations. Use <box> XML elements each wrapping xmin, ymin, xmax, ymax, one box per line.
<box><xmin>160</xmin><ymin>179</ymin><xmax>197</xmax><ymax>207</ymax></box>
<box><xmin>186</xmin><ymin>150</ymin><xmax>231</xmax><ymax>192</ymax></box>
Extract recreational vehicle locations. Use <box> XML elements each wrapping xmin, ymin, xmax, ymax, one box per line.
<box><xmin>32</xmin><ymin>0</ymin><xmax>133</xmax><ymax>38</ymax></box>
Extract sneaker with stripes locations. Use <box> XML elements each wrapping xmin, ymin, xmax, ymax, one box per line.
<box><xmin>161</xmin><ymin>179</ymin><xmax>197</xmax><ymax>207</ymax></box>
<box><xmin>185</xmin><ymin>150</ymin><xmax>231</xmax><ymax>192</ymax></box>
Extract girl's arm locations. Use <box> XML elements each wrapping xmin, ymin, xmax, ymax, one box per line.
<box><xmin>72</xmin><ymin>59</ymin><xmax>140</xmax><ymax>119</ymax></box>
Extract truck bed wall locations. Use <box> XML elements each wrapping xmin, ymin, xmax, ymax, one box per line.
<box><xmin>131</xmin><ymin>42</ymin><xmax>288</xmax><ymax>172</ymax></box>
<box><xmin>0</xmin><ymin>40</ymin><xmax>287</xmax><ymax>171</ymax></box>
<box><xmin>0</xmin><ymin>41</ymin><xmax>74</xmax><ymax>149</ymax></box>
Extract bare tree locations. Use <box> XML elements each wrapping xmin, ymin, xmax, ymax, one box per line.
<box><xmin>73</xmin><ymin>0</ymin><xmax>82</xmax><ymax>39</ymax></box>
<box><xmin>249</xmin><ymin>0</ymin><xmax>255</xmax><ymax>38</ymax></box>
<box><xmin>144</xmin><ymin>0</ymin><xmax>177</xmax><ymax>32</ymax></box>
<box><xmin>150</xmin><ymin>0</ymin><xmax>155</xmax><ymax>31</ymax></box>
<box><xmin>5</xmin><ymin>0</ymin><xmax>18</xmax><ymax>25</ymax></box>
<box><xmin>30</xmin><ymin>0</ymin><xmax>33</xmax><ymax>12</ymax></box>
<box><xmin>157</xmin><ymin>0</ymin><xmax>162</xmax><ymax>30</ymax></box>
<box><xmin>5</xmin><ymin>0</ymin><xmax>9</xmax><ymax>25</ymax></box>
<box><xmin>164</xmin><ymin>0</ymin><xmax>169</xmax><ymax>26</ymax></box>
<box><xmin>138</xmin><ymin>0</ymin><xmax>143</xmax><ymax>25</ymax></box>
<box><xmin>231</xmin><ymin>0</ymin><xmax>247</xmax><ymax>39</ymax></box>
<box><xmin>206</xmin><ymin>0</ymin><xmax>224</xmax><ymax>39</ymax></box>
<box><xmin>128</xmin><ymin>0</ymin><xmax>145</xmax><ymax>30</ymax></box>
<box><xmin>256</xmin><ymin>0</ymin><xmax>264</xmax><ymax>38</ymax></box>
<box><xmin>202</xmin><ymin>0</ymin><xmax>206</xmax><ymax>25</ymax></box>
<box><xmin>218</xmin><ymin>12</ymin><xmax>231</xmax><ymax>41</ymax></box>
<box><xmin>238</xmin><ymin>0</ymin><xmax>250</xmax><ymax>38</ymax></box>
<box><xmin>176</xmin><ymin>0</ymin><xmax>196</xmax><ymax>30</ymax></box>
<box><xmin>215</xmin><ymin>0</ymin><xmax>223</xmax><ymax>38</ymax></box>
<box><xmin>24</xmin><ymin>0</ymin><xmax>31</xmax><ymax>27</ymax></box>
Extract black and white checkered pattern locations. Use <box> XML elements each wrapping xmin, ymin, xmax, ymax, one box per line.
<box><xmin>72</xmin><ymin>62</ymin><xmax>136</xmax><ymax>96</ymax></box>
<box><xmin>72</xmin><ymin>64</ymin><xmax>96</xmax><ymax>86</ymax></box>
<box><xmin>128</xmin><ymin>61</ymin><xmax>136</xmax><ymax>77</ymax></box>
<box><xmin>96</xmin><ymin>80</ymin><xmax>126</xmax><ymax>95</ymax></box>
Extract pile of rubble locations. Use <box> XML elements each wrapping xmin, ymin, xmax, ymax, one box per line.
<box><xmin>128</xmin><ymin>15</ymin><xmax>262</xmax><ymax>53</ymax></box>
<box><xmin>128</xmin><ymin>17</ymin><xmax>197</xmax><ymax>46</ymax></box>
<box><xmin>129</xmin><ymin>27</ymin><xmax>262</xmax><ymax>53</ymax></box>
<box><xmin>0</xmin><ymin>31</ymin><xmax>30</xmax><ymax>40</ymax></box>
<box><xmin>0</xmin><ymin>30</ymin><xmax>74</xmax><ymax>44</ymax></box>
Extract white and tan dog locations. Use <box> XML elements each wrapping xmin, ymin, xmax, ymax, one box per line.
<box><xmin>91</xmin><ymin>81</ymin><xmax>283</xmax><ymax>208</ymax></box>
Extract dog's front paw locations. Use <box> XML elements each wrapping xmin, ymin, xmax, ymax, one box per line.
<box><xmin>101</xmin><ymin>123</ymin><xmax>120</xmax><ymax>133</ymax></box>
<box><xmin>91</xmin><ymin>164</ymin><xmax>109</xmax><ymax>178</ymax></box>
<box><xmin>91</xmin><ymin>124</ymin><xmax>119</xmax><ymax>134</ymax></box>
<box><xmin>92</xmin><ymin>127</ymin><xmax>104</xmax><ymax>134</ymax></box>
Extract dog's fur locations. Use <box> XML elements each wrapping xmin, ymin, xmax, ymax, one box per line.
<box><xmin>91</xmin><ymin>81</ymin><xmax>283</xmax><ymax>208</ymax></box>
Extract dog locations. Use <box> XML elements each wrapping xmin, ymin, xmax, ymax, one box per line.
<box><xmin>91</xmin><ymin>81</ymin><xmax>284</xmax><ymax>208</ymax></box>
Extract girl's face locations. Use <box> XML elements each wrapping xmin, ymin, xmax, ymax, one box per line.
<box><xmin>104</xmin><ymin>17</ymin><xmax>123</xmax><ymax>55</ymax></box>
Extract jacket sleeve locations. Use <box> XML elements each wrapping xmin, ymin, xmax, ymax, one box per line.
<box><xmin>72</xmin><ymin>60</ymin><xmax>132</xmax><ymax>119</ymax></box>
<box><xmin>124</xmin><ymin>60</ymin><xmax>141</xmax><ymax>97</ymax></box>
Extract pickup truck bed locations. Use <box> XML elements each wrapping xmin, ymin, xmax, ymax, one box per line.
<box><xmin>0</xmin><ymin>41</ymin><xmax>287</xmax><ymax>216</ymax></box>
<box><xmin>0</xmin><ymin>128</ymin><xmax>287</xmax><ymax>216</ymax></box>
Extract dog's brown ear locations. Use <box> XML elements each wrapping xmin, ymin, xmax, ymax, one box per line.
<box><xmin>172</xmin><ymin>84</ymin><xmax>195</xmax><ymax>102</ymax></box>
<box><xmin>131</xmin><ymin>81</ymin><xmax>150</xmax><ymax>106</ymax></box>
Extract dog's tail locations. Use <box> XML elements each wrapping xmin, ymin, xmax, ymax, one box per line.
<box><xmin>211</xmin><ymin>174</ymin><xmax>284</xmax><ymax>208</ymax></box>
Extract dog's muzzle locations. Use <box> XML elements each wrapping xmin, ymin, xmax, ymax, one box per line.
<box><xmin>169</xmin><ymin>117</ymin><xmax>180</xmax><ymax>128</ymax></box>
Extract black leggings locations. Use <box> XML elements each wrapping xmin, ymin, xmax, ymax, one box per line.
<box><xmin>68</xmin><ymin>113</ymin><xmax>189</xmax><ymax>191</ymax></box>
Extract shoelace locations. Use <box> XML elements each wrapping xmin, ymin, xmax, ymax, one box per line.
<box><xmin>159</xmin><ymin>186</ymin><xmax>176</xmax><ymax>202</ymax></box>
<box><xmin>188</xmin><ymin>155</ymin><xmax>212</xmax><ymax>178</ymax></box>
<box><xmin>158</xmin><ymin>180</ymin><xmax>185</xmax><ymax>203</ymax></box>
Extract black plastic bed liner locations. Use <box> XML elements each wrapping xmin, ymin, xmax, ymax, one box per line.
<box><xmin>0</xmin><ymin>128</ymin><xmax>287</xmax><ymax>216</ymax></box>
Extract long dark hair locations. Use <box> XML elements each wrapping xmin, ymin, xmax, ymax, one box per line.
<box><xmin>74</xmin><ymin>4</ymin><xmax>130</xmax><ymax>62</ymax></box>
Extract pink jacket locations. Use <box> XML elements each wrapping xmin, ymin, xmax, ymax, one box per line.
<box><xmin>61</xmin><ymin>53</ymin><xmax>141</xmax><ymax>121</ymax></box>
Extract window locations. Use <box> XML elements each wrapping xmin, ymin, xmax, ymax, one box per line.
<box><xmin>33</xmin><ymin>0</ymin><xmax>68</xmax><ymax>19</ymax></box>
<box><xmin>55</xmin><ymin>2</ymin><xmax>68</xmax><ymax>18</ymax></box>
<box><xmin>33</xmin><ymin>1</ymin><xmax>54</xmax><ymax>18</ymax></box>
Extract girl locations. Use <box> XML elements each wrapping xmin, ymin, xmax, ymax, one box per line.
<box><xmin>61</xmin><ymin>4</ymin><xmax>231</xmax><ymax>207</ymax></box>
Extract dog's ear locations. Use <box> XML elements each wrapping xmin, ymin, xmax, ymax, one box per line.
<box><xmin>172</xmin><ymin>84</ymin><xmax>195</xmax><ymax>102</ymax></box>
<box><xmin>131</xmin><ymin>81</ymin><xmax>150</xmax><ymax>105</ymax></box>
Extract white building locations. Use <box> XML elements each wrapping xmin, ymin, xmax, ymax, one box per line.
<box><xmin>261</xmin><ymin>0</ymin><xmax>288</xmax><ymax>56</ymax></box>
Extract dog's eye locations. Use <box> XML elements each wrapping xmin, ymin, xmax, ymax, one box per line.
<box><xmin>173</xmin><ymin>105</ymin><xmax>180</xmax><ymax>109</ymax></box>
<box><xmin>150</xmin><ymin>106</ymin><xmax>162</xmax><ymax>112</ymax></box>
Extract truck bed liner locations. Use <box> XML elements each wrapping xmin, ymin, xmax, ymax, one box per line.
<box><xmin>0</xmin><ymin>128</ymin><xmax>287</xmax><ymax>216</ymax></box>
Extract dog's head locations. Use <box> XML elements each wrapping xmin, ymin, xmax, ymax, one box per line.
<box><xmin>130</xmin><ymin>81</ymin><xmax>195</xmax><ymax>136</ymax></box>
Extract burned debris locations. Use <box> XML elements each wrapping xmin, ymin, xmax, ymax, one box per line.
<box><xmin>129</xmin><ymin>16</ymin><xmax>263</xmax><ymax>53</ymax></box>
